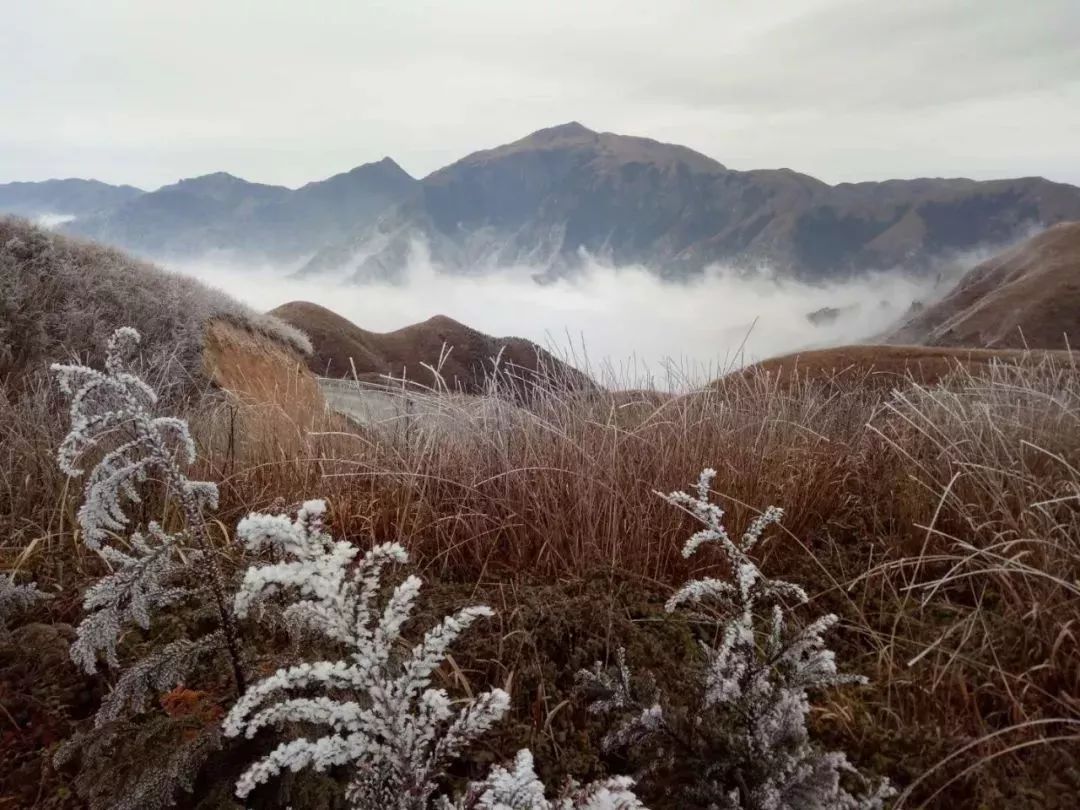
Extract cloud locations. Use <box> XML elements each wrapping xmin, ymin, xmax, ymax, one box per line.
<box><xmin>1</xmin><ymin>0</ymin><xmax>1078</xmax><ymax>188</ymax></box>
<box><xmin>165</xmin><ymin>254</ymin><xmax>947</xmax><ymax>387</ymax></box>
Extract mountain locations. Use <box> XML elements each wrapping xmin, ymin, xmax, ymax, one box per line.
<box><xmin>0</xmin><ymin>178</ymin><xmax>143</xmax><ymax>219</ymax></box>
<box><xmin>270</xmin><ymin>300</ymin><xmax>593</xmax><ymax>396</ymax></box>
<box><xmin>9</xmin><ymin>123</ymin><xmax>1080</xmax><ymax>277</ymax></box>
<box><xmin>887</xmin><ymin>221</ymin><xmax>1080</xmax><ymax>349</ymax></box>
<box><xmin>66</xmin><ymin>158</ymin><xmax>417</xmax><ymax>261</ymax></box>
<box><xmin>299</xmin><ymin>122</ymin><xmax>1080</xmax><ymax>282</ymax></box>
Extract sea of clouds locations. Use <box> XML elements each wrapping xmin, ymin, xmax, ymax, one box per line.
<box><xmin>164</xmin><ymin>251</ymin><xmax>955</xmax><ymax>387</ymax></box>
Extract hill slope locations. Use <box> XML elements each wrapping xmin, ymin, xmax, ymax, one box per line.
<box><xmin>270</xmin><ymin>300</ymin><xmax>593</xmax><ymax>395</ymax></box>
<box><xmin>0</xmin><ymin>216</ymin><xmax>309</xmax><ymax>390</ymax></box>
<box><xmin>65</xmin><ymin>159</ymin><xmax>418</xmax><ymax>261</ymax></box>
<box><xmin>887</xmin><ymin>221</ymin><xmax>1080</xmax><ymax>349</ymax></box>
<box><xmin>300</xmin><ymin>122</ymin><xmax>1080</xmax><ymax>282</ymax></box>
<box><xmin>723</xmin><ymin>344</ymin><xmax>1076</xmax><ymax>391</ymax></box>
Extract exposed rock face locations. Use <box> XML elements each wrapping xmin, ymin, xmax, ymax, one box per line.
<box><xmin>270</xmin><ymin>300</ymin><xmax>594</xmax><ymax>396</ymax></box>
<box><xmin>300</xmin><ymin>123</ymin><xmax>1080</xmax><ymax>282</ymax></box>
<box><xmin>887</xmin><ymin>221</ymin><xmax>1080</xmax><ymax>349</ymax></box>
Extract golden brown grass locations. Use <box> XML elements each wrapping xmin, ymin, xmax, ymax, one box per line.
<box><xmin>729</xmin><ymin>343</ymin><xmax>1077</xmax><ymax>391</ymax></box>
<box><xmin>887</xmin><ymin>220</ymin><xmax>1080</xmax><ymax>349</ymax></box>
<box><xmin>3</xmin><ymin>346</ymin><xmax>1079</xmax><ymax>807</ymax></box>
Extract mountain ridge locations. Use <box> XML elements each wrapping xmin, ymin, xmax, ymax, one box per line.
<box><xmin>300</xmin><ymin>122</ymin><xmax>1080</xmax><ymax>282</ymax></box>
<box><xmin>0</xmin><ymin>178</ymin><xmax>144</xmax><ymax>218</ymax></box>
<box><xmin>270</xmin><ymin>300</ymin><xmax>594</xmax><ymax>396</ymax></box>
<box><xmin>4</xmin><ymin>123</ymin><xmax>1080</xmax><ymax>278</ymax></box>
<box><xmin>62</xmin><ymin>158</ymin><xmax>418</xmax><ymax>260</ymax></box>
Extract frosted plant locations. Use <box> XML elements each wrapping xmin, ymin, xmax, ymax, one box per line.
<box><xmin>441</xmin><ymin>748</ymin><xmax>646</xmax><ymax>810</ymax></box>
<box><xmin>94</xmin><ymin>632</ymin><xmax>225</xmax><ymax>726</ymax></box>
<box><xmin>52</xmin><ymin>326</ymin><xmax>245</xmax><ymax>690</ymax></box>
<box><xmin>50</xmin><ymin>327</ymin><xmax>249</xmax><ymax>810</ymax></box>
<box><xmin>0</xmin><ymin>573</ymin><xmax>46</xmax><ymax>635</ymax></box>
<box><xmin>224</xmin><ymin>500</ymin><xmax>510</xmax><ymax>808</ymax></box>
<box><xmin>52</xmin><ymin>326</ymin><xmax>218</xmax><ymax>550</ymax></box>
<box><xmin>69</xmin><ymin>522</ymin><xmax>191</xmax><ymax>673</ymax></box>
<box><xmin>579</xmin><ymin>470</ymin><xmax>893</xmax><ymax>810</ymax></box>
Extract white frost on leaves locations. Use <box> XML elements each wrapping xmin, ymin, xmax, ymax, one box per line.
<box><xmin>51</xmin><ymin>327</ymin><xmax>218</xmax><ymax>549</ymax></box>
<box><xmin>442</xmin><ymin>748</ymin><xmax>646</xmax><ymax>810</ymax></box>
<box><xmin>52</xmin><ymin>327</ymin><xmax>219</xmax><ymax>681</ymax></box>
<box><xmin>224</xmin><ymin>502</ymin><xmax>510</xmax><ymax>806</ymax></box>
<box><xmin>0</xmin><ymin>574</ymin><xmax>46</xmax><ymax>632</ymax></box>
<box><xmin>70</xmin><ymin>522</ymin><xmax>192</xmax><ymax>674</ymax></box>
<box><xmin>578</xmin><ymin>470</ymin><xmax>892</xmax><ymax>809</ymax></box>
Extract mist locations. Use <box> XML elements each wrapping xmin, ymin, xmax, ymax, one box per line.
<box><xmin>34</xmin><ymin>213</ymin><xmax>77</xmax><ymax>228</ymax></box>
<box><xmin>164</xmin><ymin>253</ymin><xmax>954</xmax><ymax>385</ymax></box>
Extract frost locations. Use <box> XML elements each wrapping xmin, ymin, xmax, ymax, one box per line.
<box><xmin>70</xmin><ymin>523</ymin><xmax>192</xmax><ymax>673</ymax></box>
<box><xmin>441</xmin><ymin>749</ymin><xmax>646</xmax><ymax>810</ymax></box>
<box><xmin>95</xmin><ymin>632</ymin><xmax>225</xmax><ymax>726</ymax></box>
<box><xmin>0</xmin><ymin>573</ymin><xmax>46</xmax><ymax>633</ymax></box>
<box><xmin>227</xmin><ymin>501</ymin><xmax>644</xmax><ymax>808</ymax></box>
<box><xmin>579</xmin><ymin>470</ymin><xmax>893</xmax><ymax>809</ymax></box>
<box><xmin>51</xmin><ymin>327</ymin><xmax>218</xmax><ymax>549</ymax></box>
<box><xmin>52</xmin><ymin>326</ymin><xmax>245</xmax><ymax>706</ymax></box>
<box><xmin>225</xmin><ymin>502</ymin><xmax>509</xmax><ymax>806</ymax></box>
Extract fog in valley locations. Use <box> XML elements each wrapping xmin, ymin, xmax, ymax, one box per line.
<box><xmin>166</xmin><ymin>250</ymin><xmax>954</xmax><ymax>385</ymax></box>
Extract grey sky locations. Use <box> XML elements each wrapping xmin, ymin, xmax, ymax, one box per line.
<box><xmin>3</xmin><ymin>0</ymin><xmax>1078</xmax><ymax>190</ymax></box>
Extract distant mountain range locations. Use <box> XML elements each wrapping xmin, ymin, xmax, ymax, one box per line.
<box><xmin>62</xmin><ymin>159</ymin><xmax>416</xmax><ymax>260</ymax></box>
<box><xmin>0</xmin><ymin>178</ymin><xmax>143</xmax><ymax>218</ymax></box>
<box><xmin>3</xmin><ymin>122</ymin><xmax>1080</xmax><ymax>279</ymax></box>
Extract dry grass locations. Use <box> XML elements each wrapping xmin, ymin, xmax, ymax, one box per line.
<box><xmin>887</xmin><ymin>220</ymin><xmax>1080</xmax><ymax>350</ymax></box>
<box><xmin>0</xmin><ymin>216</ymin><xmax>310</xmax><ymax>391</ymax></box>
<box><xmin>731</xmin><ymin>343</ymin><xmax>1077</xmax><ymax>392</ymax></box>
<box><xmin>2</xmin><ymin>345</ymin><xmax>1079</xmax><ymax>807</ymax></box>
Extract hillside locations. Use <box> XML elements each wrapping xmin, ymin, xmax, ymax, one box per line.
<box><xmin>0</xmin><ymin>216</ymin><xmax>310</xmax><ymax>390</ymax></box>
<box><xmin>299</xmin><ymin>122</ymin><xmax>1080</xmax><ymax>282</ymax></box>
<box><xmin>270</xmin><ymin>300</ymin><xmax>594</xmax><ymax>395</ymax></box>
<box><xmin>63</xmin><ymin>158</ymin><xmax>418</xmax><ymax>261</ymax></box>
<box><xmin>887</xmin><ymin>221</ymin><xmax>1080</xmax><ymax>349</ymax></box>
<box><xmin>721</xmin><ymin>344</ymin><xmax>1077</xmax><ymax>392</ymax></box>
<box><xmin>0</xmin><ymin>178</ymin><xmax>143</xmax><ymax>218</ymax></box>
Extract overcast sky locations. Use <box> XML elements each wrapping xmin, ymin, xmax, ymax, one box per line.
<box><xmin>3</xmin><ymin>0</ymin><xmax>1078</xmax><ymax>190</ymax></box>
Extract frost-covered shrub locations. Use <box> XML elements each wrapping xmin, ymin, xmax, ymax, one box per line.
<box><xmin>225</xmin><ymin>500</ymin><xmax>509</xmax><ymax>807</ymax></box>
<box><xmin>51</xmin><ymin>326</ymin><xmax>243</xmax><ymax>687</ymax></box>
<box><xmin>51</xmin><ymin>327</ymin><xmax>243</xmax><ymax>809</ymax></box>
<box><xmin>441</xmin><ymin>748</ymin><xmax>645</xmax><ymax>810</ymax></box>
<box><xmin>579</xmin><ymin>469</ymin><xmax>893</xmax><ymax>810</ymax></box>
<box><xmin>52</xmin><ymin>327</ymin><xmax>218</xmax><ymax>550</ymax></box>
<box><xmin>226</xmin><ymin>500</ymin><xmax>646</xmax><ymax>809</ymax></box>
<box><xmin>0</xmin><ymin>573</ymin><xmax>45</xmax><ymax>635</ymax></box>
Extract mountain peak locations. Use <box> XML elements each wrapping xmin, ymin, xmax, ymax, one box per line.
<box><xmin>182</xmin><ymin>171</ymin><xmax>240</xmax><ymax>183</ymax></box>
<box><xmin>521</xmin><ymin>121</ymin><xmax>596</xmax><ymax>144</ymax></box>
<box><xmin>173</xmin><ymin>171</ymin><xmax>254</xmax><ymax>191</ymax></box>
<box><xmin>540</xmin><ymin>121</ymin><xmax>593</xmax><ymax>136</ymax></box>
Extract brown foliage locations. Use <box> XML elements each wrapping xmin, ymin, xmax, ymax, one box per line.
<box><xmin>3</xmin><ymin>342</ymin><xmax>1080</xmax><ymax>807</ymax></box>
